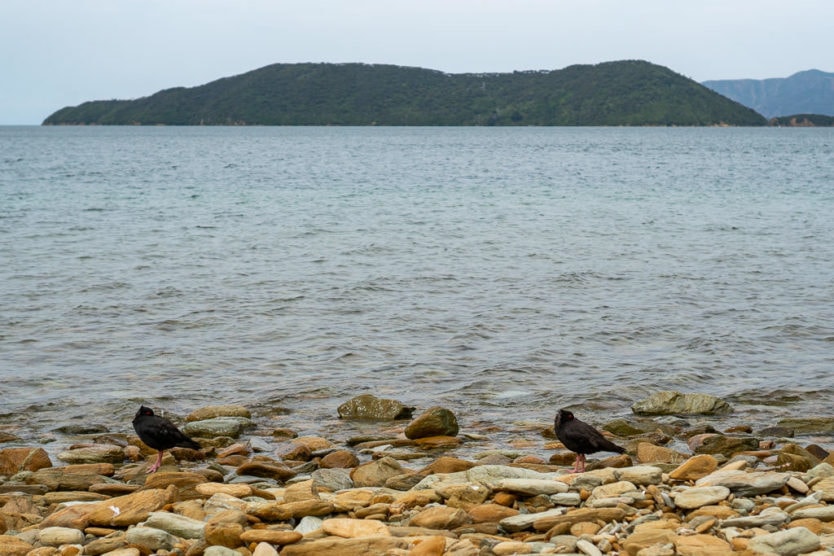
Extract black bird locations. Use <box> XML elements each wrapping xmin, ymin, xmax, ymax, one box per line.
<box><xmin>554</xmin><ymin>408</ymin><xmax>625</xmax><ymax>473</ymax></box>
<box><xmin>132</xmin><ymin>405</ymin><xmax>201</xmax><ymax>473</ymax></box>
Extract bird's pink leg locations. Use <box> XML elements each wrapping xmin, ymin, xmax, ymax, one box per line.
<box><xmin>574</xmin><ymin>454</ymin><xmax>586</xmax><ymax>473</ymax></box>
<box><xmin>148</xmin><ymin>450</ymin><xmax>164</xmax><ymax>473</ymax></box>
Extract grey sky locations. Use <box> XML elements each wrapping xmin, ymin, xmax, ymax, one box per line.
<box><xmin>2</xmin><ymin>0</ymin><xmax>832</xmax><ymax>124</ymax></box>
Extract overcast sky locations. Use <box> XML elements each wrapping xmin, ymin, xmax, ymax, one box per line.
<box><xmin>2</xmin><ymin>0</ymin><xmax>832</xmax><ymax>124</ymax></box>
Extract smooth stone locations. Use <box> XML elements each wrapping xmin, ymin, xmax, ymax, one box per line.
<box><xmin>812</xmin><ymin>477</ymin><xmax>834</xmax><ymax>501</ymax></box>
<box><xmin>636</xmin><ymin>442</ymin><xmax>688</xmax><ymax>464</ymax></box>
<box><xmin>792</xmin><ymin>506</ymin><xmax>834</xmax><ymax>521</ymax></box>
<box><xmin>494</xmin><ymin>478</ymin><xmax>569</xmax><ymax>495</ymax></box>
<box><xmin>404</xmin><ymin>406</ymin><xmax>459</xmax><ymax>439</ymax></box>
<box><xmin>279</xmin><ymin>537</ymin><xmax>411</xmax><ymax>555</ymax></box>
<box><xmin>182</xmin><ymin>417</ymin><xmax>253</xmax><ymax>438</ymax></box>
<box><xmin>669</xmin><ymin>455</ymin><xmax>718</xmax><ymax>481</ymax></box>
<box><xmin>747</xmin><ymin>526</ymin><xmax>821</xmax><ymax>555</ymax></box>
<box><xmin>692</xmin><ymin>435</ymin><xmax>760</xmax><ymax>457</ymax></box>
<box><xmin>576</xmin><ymin>538</ymin><xmax>603</xmax><ymax>556</ymax></box>
<box><xmin>337</xmin><ymin>394</ymin><xmax>414</xmax><ymax>420</ymax></box>
<box><xmin>186</xmin><ymin>404</ymin><xmax>251</xmax><ymax>421</ymax></box>
<box><xmin>40</xmin><ymin>487</ymin><xmax>172</xmax><ymax>528</ymax></box>
<box><xmin>249</xmin><ymin>499</ymin><xmax>335</xmax><ymax>521</ymax></box>
<box><xmin>418</xmin><ymin>456</ymin><xmax>476</xmax><ymax>475</ymax></box>
<box><xmin>551</xmin><ymin>492</ymin><xmax>582</xmax><ymax>506</ymax></box>
<box><xmin>721</xmin><ymin>506</ymin><xmax>790</xmax><ymax>528</ymax></box>
<box><xmin>322</xmin><ymin>517</ymin><xmax>390</xmax><ymax>538</ymax></box>
<box><xmin>409</xmin><ymin>505</ymin><xmax>470</xmax><ymax>529</ymax></box>
<box><xmin>57</xmin><ymin>444</ymin><xmax>124</xmax><ymax>464</ymax></box>
<box><xmin>532</xmin><ymin>507</ymin><xmax>627</xmax><ymax>532</ymax></box>
<box><xmin>145</xmin><ymin>510</ymin><xmax>206</xmax><ymax>539</ymax></box>
<box><xmin>0</xmin><ymin>536</ymin><xmax>34</xmax><ymax>556</ymax></box>
<box><xmin>409</xmin><ymin>535</ymin><xmax>447</xmax><ymax>556</ymax></box>
<box><xmin>124</xmin><ymin>526</ymin><xmax>179</xmax><ymax>552</ymax></box>
<box><xmin>548</xmin><ymin>535</ymin><xmax>579</xmax><ymax>552</ymax></box>
<box><xmin>240</xmin><ymin>530</ymin><xmax>304</xmax><ymax>545</ymax></box>
<box><xmin>468</xmin><ymin>503</ymin><xmax>519</xmax><ymax>523</ymax></box>
<box><xmin>283</xmin><ymin>479</ymin><xmax>319</xmax><ymax>502</ymax></box>
<box><xmin>43</xmin><ymin>490</ymin><xmax>109</xmax><ymax>504</ymax></box>
<box><xmin>492</xmin><ymin>541</ymin><xmax>532</xmax><ymax>555</ymax></box>
<box><xmin>205</xmin><ymin>492</ymin><xmax>248</xmax><ymax>514</ymax></box>
<box><xmin>673</xmin><ymin>486</ymin><xmax>731</xmax><ymax>509</ymax></box>
<box><xmin>603</xmin><ymin>418</ymin><xmax>657</xmax><ymax>436</ymax></box>
<box><xmin>319</xmin><ymin>450</ymin><xmax>359</xmax><ymax>469</ymax></box>
<box><xmin>38</xmin><ymin>526</ymin><xmax>85</xmax><ymax>546</ymax></box>
<box><xmin>205</xmin><ymin>521</ymin><xmax>244</xmax><ymax>548</ymax></box>
<box><xmin>622</xmin><ymin>527</ymin><xmax>677</xmax><ymax>556</ymax></box>
<box><xmin>350</xmin><ymin>456</ymin><xmax>406</xmax><ymax>487</ymax></box>
<box><xmin>413</xmin><ymin>435</ymin><xmax>461</xmax><ymax>449</ymax></box>
<box><xmin>0</xmin><ymin>447</ymin><xmax>52</xmax><ymax>475</ymax></box>
<box><xmin>295</xmin><ymin>515</ymin><xmax>324</xmax><ymax>535</ymax></box>
<box><xmin>616</xmin><ymin>465</ymin><xmax>664</xmax><ymax>485</ymax></box>
<box><xmin>777</xmin><ymin>417</ymin><xmax>834</xmax><ymax>434</ymax></box>
<box><xmin>81</xmin><ymin>531</ymin><xmax>128</xmax><ymax>554</ymax></box>
<box><xmin>143</xmin><ymin>471</ymin><xmax>207</xmax><ymax>500</ymax></box>
<box><xmin>235</xmin><ymin>460</ymin><xmax>296</xmax><ymax>481</ymax></box>
<box><xmin>292</xmin><ymin>436</ymin><xmax>333</xmax><ymax>452</ymax></box>
<box><xmin>673</xmin><ymin>533</ymin><xmax>733</xmax><ymax>555</ymax></box>
<box><xmin>195</xmin><ymin>482</ymin><xmax>252</xmax><ymax>498</ymax></box>
<box><xmin>312</xmin><ymin>468</ymin><xmax>354</xmax><ymax>491</ymax></box>
<box><xmin>204</xmin><ymin>547</ymin><xmax>242</xmax><ymax>556</ymax></box>
<box><xmin>696</xmin><ymin>469</ymin><xmax>790</xmax><ymax>496</ymax></box>
<box><xmin>252</xmin><ymin>541</ymin><xmax>280</xmax><ymax>556</ymax></box>
<box><xmin>589</xmin><ymin>480</ymin><xmax>637</xmax><ymax>502</ymax></box>
<box><xmin>333</xmin><ymin>488</ymin><xmax>377</xmax><ymax>510</ymax></box>
<box><xmin>435</xmin><ymin>483</ymin><xmax>490</xmax><ymax>509</ymax></box>
<box><xmin>500</xmin><ymin>508</ymin><xmax>564</xmax><ymax>533</ymax></box>
<box><xmin>632</xmin><ymin>391</ymin><xmax>732</xmax><ymax>415</ymax></box>
<box><xmin>24</xmin><ymin>468</ymin><xmax>106</xmax><ymax>491</ymax></box>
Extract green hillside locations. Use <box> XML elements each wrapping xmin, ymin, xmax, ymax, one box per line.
<box><xmin>43</xmin><ymin>60</ymin><xmax>766</xmax><ymax>126</ymax></box>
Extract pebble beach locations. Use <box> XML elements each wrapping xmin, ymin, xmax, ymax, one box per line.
<box><xmin>3</xmin><ymin>392</ymin><xmax>834</xmax><ymax>556</ymax></box>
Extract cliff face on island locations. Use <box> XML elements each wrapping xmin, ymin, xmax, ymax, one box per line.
<box><xmin>703</xmin><ymin>69</ymin><xmax>834</xmax><ymax>119</ymax></box>
<box><xmin>43</xmin><ymin>60</ymin><xmax>766</xmax><ymax>126</ymax></box>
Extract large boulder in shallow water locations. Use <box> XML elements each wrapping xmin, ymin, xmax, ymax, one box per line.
<box><xmin>632</xmin><ymin>391</ymin><xmax>732</xmax><ymax>416</ymax></box>
<box><xmin>337</xmin><ymin>394</ymin><xmax>414</xmax><ymax>420</ymax></box>
<box><xmin>405</xmin><ymin>406</ymin><xmax>459</xmax><ymax>439</ymax></box>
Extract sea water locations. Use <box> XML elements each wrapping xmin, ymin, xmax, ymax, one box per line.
<box><xmin>1</xmin><ymin>126</ymin><xmax>833</xmax><ymax>453</ymax></box>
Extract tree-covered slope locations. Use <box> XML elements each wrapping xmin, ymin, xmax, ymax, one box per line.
<box><xmin>43</xmin><ymin>60</ymin><xmax>766</xmax><ymax>126</ymax></box>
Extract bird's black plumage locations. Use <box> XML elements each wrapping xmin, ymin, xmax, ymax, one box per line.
<box><xmin>132</xmin><ymin>405</ymin><xmax>200</xmax><ymax>473</ymax></box>
<box><xmin>554</xmin><ymin>408</ymin><xmax>625</xmax><ymax>472</ymax></box>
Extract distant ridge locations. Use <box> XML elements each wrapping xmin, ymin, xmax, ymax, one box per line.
<box><xmin>43</xmin><ymin>60</ymin><xmax>766</xmax><ymax>126</ymax></box>
<box><xmin>703</xmin><ymin>70</ymin><xmax>834</xmax><ymax>119</ymax></box>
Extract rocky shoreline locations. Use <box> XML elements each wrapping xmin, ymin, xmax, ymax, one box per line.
<box><xmin>2</xmin><ymin>392</ymin><xmax>834</xmax><ymax>555</ymax></box>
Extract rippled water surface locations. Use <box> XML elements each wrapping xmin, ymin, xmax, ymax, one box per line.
<box><xmin>2</xmin><ymin>126</ymin><xmax>833</xmax><ymax>454</ymax></box>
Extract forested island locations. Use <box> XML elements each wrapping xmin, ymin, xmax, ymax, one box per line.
<box><xmin>43</xmin><ymin>60</ymin><xmax>767</xmax><ymax>126</ymax></box>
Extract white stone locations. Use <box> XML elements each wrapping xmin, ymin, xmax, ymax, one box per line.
<box><xmin>38</xmin><ymin>526</ymin><xmax>85</xmax><ymax>546</ymax></box>
<box><xmin>721</xmin><ymin>507</ymin><xmax>789</xmax><ymax>528</ymax></box>
<box><xmin>125</xmin><ymin>526</ymin><xmax>179</xmax><ymax>552</ymax></box>
<box><xmin>791</xmin><ymin>506</ymin><xmax>834</xmax><ymax>521</ymax></box>
<box><xmin>145</xmin><ymin>510</ymin><xmax>206</xmax><ymax>539</ymax></box>
<box><xmin>577</xmin><ymin>538</ymin><xmax>603</xmax><ymax>556</ymax></box>
<box><xmin>616</xmin><ymin>465</ymin><xmax>663</xmax><ymax>485</ymax></box>
<box><xmin>673</xmin><ymin>486</ymin><xmax>730</xmax><ymax>509</ymax></box>
<box><xmin>500</xmin><ymin>507</ymin><xmax>565</xmax><ymax>533</ymax></box>
<box><xmin>295</xmin><ymin>515</ymin><xmax>324</xmax><ymax>535</ymax></box>
<box><xmin>747</xmin><ymin>526</ymin><xmax>820</xmax><ymax>555</ymax></box>
<box><xmin>205</xmin><ymin>546</ymin><xmax>243</xmax><ymax>556</ymax></box>
<box><xmin>550</xmin><ymin>492</ymin><xmax>582</xmax><ymax>506</ymax></box>
<box><xmin>494</xmin><ymin>478</ymin><xmax>569</xmax><ymax>495</ymax></box>
<box><xmin>695</xmin><ymin>469</ymin><xmax>790</xmax><ymax>495</ymax></box>
<box><xmin>252</xmin><ymin>542</ymin><xmax>280</xmax><ymax>556</ymax></box>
